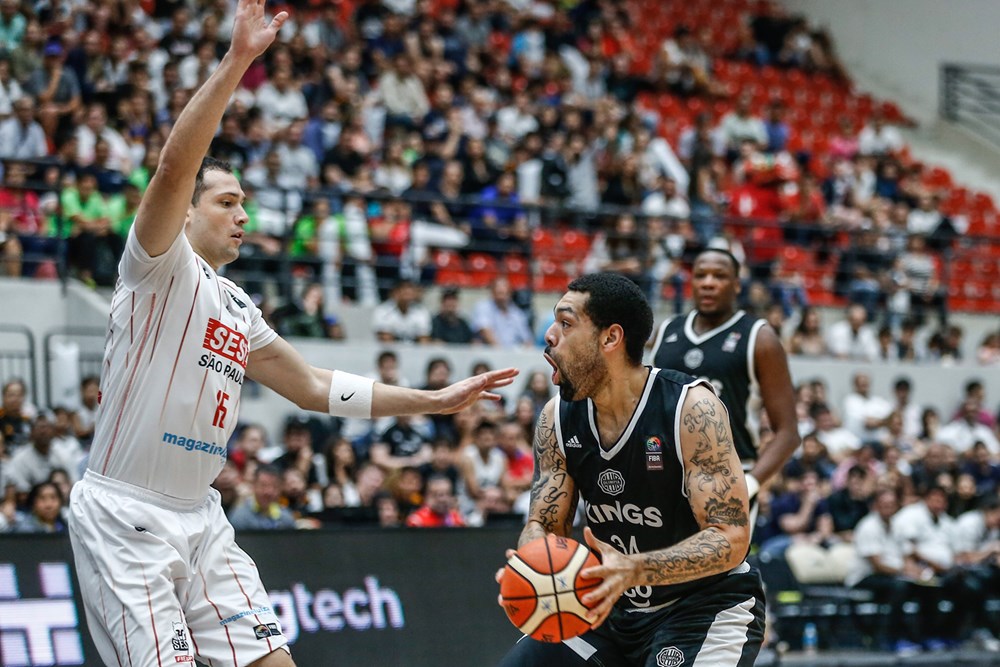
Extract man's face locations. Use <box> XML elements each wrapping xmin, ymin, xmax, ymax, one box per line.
<box><xmin>254</xmin><ymin>472</ymin><xmax>281</xmax><ymax>507</ymax></box>
<box><xmin>691</xmin><ymin>253</ymin><xmax>739</xmax><ymax>317</ymax></box>
<box><xmin>925</xmin><ymin>489</ymin><xmax>948</xmax><ymax>517</ymax></box>
<box><xmin>426</xmin><ymin>479</ymin><xmax>453</xmax><ymax>515</ymax></box>
<box><xmin>874</xmin><ymin>492</ymin><xmax>898</xmax><ymax>520</ymax></box>
<box><xmin>2</xmin><ymin>382</ymin><xmax>24</xmax><ymax>411</ymax></box>
<box><xmin>33</xmin><ymin>485</ymin><xmax>62</xmax><ymax>524</ymax></box>
<box><xmin>544</xmin><ymin>291</ymin><xmax>608</xmax><ymax>401</ymax></box>
<box><xmin>492</xmin><ymin>279</ymin><xmax>512</xmax><ymax>306</ymax></box>
<box><xmin>185</xmin><ymin>170</ymin><xmax>248</xmax><ymax>269</ymax></box>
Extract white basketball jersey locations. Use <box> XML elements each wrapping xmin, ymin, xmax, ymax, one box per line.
<box><xmin>87</xmin><ymin>229</ymin><xmax>277</xmax><ymax>500</ymax></box>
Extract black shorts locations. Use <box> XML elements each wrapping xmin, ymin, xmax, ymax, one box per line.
<box><xmin>496</xmin><ymin>565</ymin><xmax>765</xmax><ymax>667</ymax></box>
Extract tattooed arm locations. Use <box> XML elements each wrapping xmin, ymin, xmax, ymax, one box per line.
<box><xmin>519</xmin><ymin>397</ymin><xmax>578</xmax><ymax>547</ymax></box>
<box><xmin>581</xmin><ymin>384</ymin><xmax>749</xmax><ymax>627</ymax></box>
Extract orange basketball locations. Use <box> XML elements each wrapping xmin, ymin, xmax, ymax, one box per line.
<box><xmin>499</xmin><ymin>534</ymin><xmax>602</xmax><ymax>642</ymax></box>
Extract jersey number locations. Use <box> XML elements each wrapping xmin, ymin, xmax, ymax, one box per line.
<box><xmin>213</xmin><ymin>391</ymin><xmax>230</xmax><ymax>428</ymax></box>
<box><xmin>610</xmin><ymin>533</ymin><xmax>653</xmax><ymax>607</ymax></box>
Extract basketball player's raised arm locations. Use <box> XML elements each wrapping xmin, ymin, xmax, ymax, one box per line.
<box><xmin>133</xmin><ymin>0</ymin><xmax>287</xmax><ymax>257</ymax></box>
<box><xmin>749</xmin><ymin>326</ymin><xmax>799</xmax><ymax>487</ymax></box>
<box><xmin>581</xmin><ymin>385</ymin><xmax>749</xmax><ymax>627</ymax></box>
<box><xmin>520</xmin><ymin>398</ymin><xmax>578</xmax><ymax>547</ymax></box>
<box><xmin>246</xmin><ymin>336</ymin><xmax>517</xmax><ymax>417</ymax></box>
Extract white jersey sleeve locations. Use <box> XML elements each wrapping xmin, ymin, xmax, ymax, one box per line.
<box><xmin>119</xmin><ymin>227</ymin><xmax>194</xmax><ymax>293</ymax></box>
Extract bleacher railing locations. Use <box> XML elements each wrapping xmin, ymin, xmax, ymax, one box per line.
<box><xmin>941</xmin><ymin>62</ymin><xmax>1000</xmax><ymax>150</ymax></box>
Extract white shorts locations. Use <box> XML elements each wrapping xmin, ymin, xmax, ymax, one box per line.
<box><xmin>69</xmin><ymin>471</ymin><xmax>289</xmax><ymax>667</ymax></box>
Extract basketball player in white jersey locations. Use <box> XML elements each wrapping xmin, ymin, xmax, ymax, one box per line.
<box><xmin>67</xmin><ymin>3</ymin><xmax>517</xmax><ymax>666</ymax></box>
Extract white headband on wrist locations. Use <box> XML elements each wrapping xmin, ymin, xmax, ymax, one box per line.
<box><xmin>328</xmin><ymin>370</ymin><xmax>374</xmax><ymax>418</ymax></box>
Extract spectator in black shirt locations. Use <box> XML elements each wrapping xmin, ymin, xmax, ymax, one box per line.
<box><xmin>431</xmin><ymin>288</ymin><xmax>474</xmax><ymax>344</ymax></box>
<box><xmin>370</xmin><ymin>415</ymin><xmax>432</xmax><ymax>473</ymax></box>
<box><xmin>210</xmin><ymin>114</ymin><xmax>251</xmax><ymax>172</ymax></box>
<box><xmin>828</xmin><ymin>465</ymin><xmax>873</xmax><ymax>538</ymax></box>
<box><xmin>272</xmin><ymin>419</ymin><xmax>323</xmax><ymax>490</ymax></box>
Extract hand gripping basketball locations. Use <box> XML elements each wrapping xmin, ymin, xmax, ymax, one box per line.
<box><xmin>498</xmin><ymin>534</ymin><xmax>602</xmax><ymax>642</ymax></box>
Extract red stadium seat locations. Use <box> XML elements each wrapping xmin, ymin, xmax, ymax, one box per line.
<box><xmin>466</xmin><ymin>253</ymin><xmax>499</xmax><ymax>287</ymax></box>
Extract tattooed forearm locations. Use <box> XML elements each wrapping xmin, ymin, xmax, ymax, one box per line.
<box><xmin>638</xmin><ymin>529</ymin><xmax>733</xmax><ymax>586</ymax></box>
<box><xmin>683</xmin><ymin>397</ymin><xmax>740</xmax><ymax>502</ymax></box>
<box><xmin>704</xmin><ymin>497</ymin><xmax>749</xmax><ymax>527</ymax></box>
<box><xmin>522</xmin><ymin>404</ymin><xmax>574</xmax><ymax>543</ymax></box>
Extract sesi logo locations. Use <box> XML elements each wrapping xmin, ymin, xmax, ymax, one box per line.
<box><xmin>203</xmin><ymin>319</ymin><xmax>249</xmax><ymax>368</ymax></box>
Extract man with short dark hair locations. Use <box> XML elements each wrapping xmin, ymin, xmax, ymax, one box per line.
<box><xmin>227</xmin><ymin>465</ymin><xmax>296</xmax><ymax>530</ymax></box>
<box><xmin>406</xmin><ymin>474</ymin><xmax>464</xmax><ymax>527</ymax></box>
<box><xmin>431</xmin><ymin>287</ymin><xmax>474</xmax><ymax>344</ymax></box>
<box><xmin>499</xmin><ymin>272</ymin><xmax>762</xmax><ymax>666</ymax></box>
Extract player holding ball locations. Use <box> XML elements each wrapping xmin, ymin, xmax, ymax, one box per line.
<box><xmin>497</xmin><ymin>273</ymin><xmax>764</xmax><ymax>667</ymax></box>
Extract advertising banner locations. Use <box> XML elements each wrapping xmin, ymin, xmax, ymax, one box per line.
<box><xmin>0</xmin><ymin>528</ymin><xmax>525</xmax><ymax>666</ymax></box>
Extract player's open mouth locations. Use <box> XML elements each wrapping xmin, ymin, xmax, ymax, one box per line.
<box><xmin>543</xmin><ymin>352</ymin><xmax>560</xmax><ymax>384</ymax></box>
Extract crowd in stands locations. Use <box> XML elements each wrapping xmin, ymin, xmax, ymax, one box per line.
<box><xmin>0</xmin><ymin>0</ymin><xmax>995</xmax><ymax>328</ymax></box>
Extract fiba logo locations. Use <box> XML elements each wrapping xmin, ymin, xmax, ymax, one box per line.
<box><xmin>0</xmin><ymin>562</ymin><xmax>84</xmax><ymax>666</ymax></box>
<box><xmin>597</xmin><ymin>470</ymin><xmax>625</xmax><ymax>496</ymax></box>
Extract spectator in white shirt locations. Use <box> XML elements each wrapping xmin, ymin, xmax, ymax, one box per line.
<box><xmin>857</xmin><ymin>109</ymin><xmax>904</xmax><ymax>156</ymax></box>
<box><xmin>74</xmin><ymin>103</ymin><xmax>132</xmax><ymax>172</ymax></box>
<box><xmin>378</xmin><ymin>53</ymin><xmax>429</xmax><ymax>129</ymax></box>
<box><xmin>717</xmin><ymin>94</ymin><xmax>767</xmax><ymax>154</ymax></box>
<box><xmin>641</xmin><ymin>175</ymin><xmax>690</xmax><ymax>220</ymax></box>
<box><xmin>825</xmin><ymin>304</ymin><xmax>879</xmax><ymax>361</ymax></box>
<box><xmin>0</xmin><ymin>96</ymin><xmax>47</xmax><ymax>159</ymax></box>
<box><xmin>842</xmin><ymin>372</ymin><xmax>893</xmax><ymax>442</ymax></box>
<box><xmin>891</xmin><ymin>377</ymin><xmax>923</xmax><ymax>441</ymax></box>
<box><xmin>372</xmin><ymin>279</ymin><xmax>432</xmax><ymax>344</ymax></box>
<box><xmin>811</xmin><ymin>403</ymin><xmax>861</xmax><ymax>463</ymax></box>
<box><xmin>937</xmin><ymin>400</ymin><xmax>1000</xmax><ymax>456</ymax></box>
<box><xmin>495</xmin><ymin>90</ymin><xmax>538</xmax><ymax>145</ymax></box>
<box><xmin>254</xmin><ymin>65</ymin><xmax>308</xmax><ymax>132</ymax></box>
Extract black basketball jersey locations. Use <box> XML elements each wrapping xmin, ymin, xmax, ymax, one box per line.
<box><xmin>557</xmin><ymin>368</ymin><xmax>729</xmax><ymax>612</ymax></box>
<box><xmin>651</xmin><ymin>311</ymin><xmax>765</xmax><ymax>465</ymax></box>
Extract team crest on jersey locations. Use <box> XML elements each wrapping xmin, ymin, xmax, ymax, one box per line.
<box><xmin>171</xmin><ymin>622</ymin><xmax>189</xmax><ymax>651</ymax></box>
<box><xmin>598</xmin><ymin>469</ymin><xmax>625</xmax><ymax>496</ymax></box>
<box><xmin>683</xmin><ymin>348</ymin><xmax>704</xmax><ymax>369</ymax></box>
<box><xmin>722</xmin><ymin>331</ymin><xmax>742</xmax><ymax>353</ymax></box>
<box><xmin>253</xmin><ymin>623</ymin><xmax>281</xmax><ymax>640</ymax></box>
<box><xmin>656</xmin><ymin>646</ymin><xmax>685</xmax><ymax>667</ymax></box>
<box><xmin>645</xmin><ymin>436</ymin><xmax>664</xmax><ymax>471</ymax></box>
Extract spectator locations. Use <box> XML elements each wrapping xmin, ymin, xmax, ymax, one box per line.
<box><xmin>370</xmin><ymin>414</ymin><xmax>432</xmax><ymax>473</ymax></box>
<box><xmin>28</xmin><ymin>41</ymin><xmax>82</xmax><ymax>140</ymax></box>
<box><xmin>717</xmin><ymin>93</ymin><xmax>768</xmax><ymax>154</ymax></box>
<box><xmin>372</xmin><ymin>279</ymin><xmax>432</xmax><ymax>343</ymax></box>
<box><xmin>810</xmin><ymin>404</ymin><xmax>862</xmax><ymax>463</ymax></box>
<box><xmin>963</xmin><ymin>442</ymin><xmax>1000</xmax><ymax>497</ymax></box>
<box><xmin>378</xmin><ymin>53</ymin><xmax>429</xmax><ymax>129</ymax></box>
<box><xmin>462</xmin><ymin>421</ymin><xmax>506</xmax><ymax>505</ymax></box>
<box><xmin>857</xmin><ymin>109</ymin><xmax>904</xmax><ymax>157</ymax></box>
<box><xmin>825</xmin><ymin>303</ymin><xmax>879</xmax><ymax>361</ymax></box>
<box><xmin>976</xmin><ymin>332</ymin><xmax>1000</xmax><ymax>366</ymax></box>
<box><xmin>11</xmin><ymin>480</ymin><xmax>66</xmax><ymax>533</ymax></box>
<box><xmin>4</xmin><ymin>413</ymin><xmax>58</xmax><ymax>505</ymax></box>
<box><xmin>275</xmin><ymin>120</ymin><xmax>320</xmax><ymax>191</ymax></box>
<box><xmin>906</xmin><ymin>193</ymin><xmax>944</xmax><ymax>236</ymax></box>
<box><xmin>758</xmin><ymin>470</ymin><xmax>833</xmax><ymax>562</ymax></box>
<box><xmin>0</xmin><ymin>0</ymin><xmax>25</xmax><ymax>52</ymax></box>
<box><xmin>430</xmin><ymin>287</ymin><xmax>474</xmax><ymax>344</ymax></box>
<box><xmin>937</xmin><ymin>401</ymin><xmax>1000</xmax><ymax>457</ymax></box>
<box><xmin>0</xmin><ymin>378</ymin><xmax>32</xmax><ymax>448</ymax></box>
<box><xmin>471</xmin><ymin>277</ymin><xmax>534</xmax><ymax>348</ymax></box>
<box><xmin>0</xmin><ymin>97</ymin><xmax>47</xmax><ymax>159</ymax></box>
<box><xmin>844</xmin><ymin>489</ymin><xmax>927</xmax><ymax>656</ymax></box>
<box><xmin>953</xmin><ymin>380</ymin><xmax>995</xmax><ymax>429</ymax></box>
<box><xmin>368</xmin><ymin>196</ymin><xmax>413</xmax><ymax>298</ymax></box>
<box><xmin>254</xmin><ymin>65</ymin><xmax>308</xmax><ymax>132</ymax></box>
<box><xmin>228</xmin><ymin>465</ymin><xmax>297</xmax><ymax>530</ymax></box>
<box><xmin>641</xmin><ymin>175</ymin><xmax>690</xmax><ymax>221</ymax></box>
<box><xmin>763</xmin><ymin>101</ymin><xmax>790</xmax><ymax>154</ymax></box>
<box><xmin>405</xmin><ymin>474</ymin><xmax>465</xmax><ymax>527</ymax></box>
<box><xmin>62</xmin><ymin>170</ymin><xmax>122</xmax><ymax>287</ymax></box>
<box><xmin>788</xmin><ymin>306</ymin><xmax>827</xmax><ymax>357</ymax></box>
<box><xmin>842</xmin><ymin>372</ymin><xmax>893</xmax><ymax>443</ymax></box>
<box><xmin>271</xmin><ymin>418</ymin><xmax>324</xmax><ymax>491</ymax></box>
<box><xmin>74</xmin><ymin>103</ymin><xmax>132</xmax><ymax>172</ymax></box>
<box><xmin>211</xmin><ymin>460</ymin><xmax>247</xmax><ymax>515</ymax></box>
<box><xmin>473</xmin><ymin>171</ymin><xmax>528</xmax><ymax>255</ymax></box>
<box><xmin>890</xmin><ymin>377</ymin><xmax>923</xmax><ymax>442</ymax></box>
<box><xmin>583</xmin><ymin>213</ymin><xmax>649</xmax><ymax>290</ymax></box>
<box><xmin>496</xmin><ymin>419</ymin><xmax>532</xmax><ymax>503</ymax></box>
<box><xmin>273</xmin><ymin>282</ymin><xmax>344</xmax><ymax>340</ymax></box>
<box><xmin>828</xmin><ymin>465</ymin><xmax>873</xmax><ymax>537</ymax></box>
<box><xmin>899</xmin><ymin>233</ymin><xmax>947</xmax><ymax>327</ymax></box>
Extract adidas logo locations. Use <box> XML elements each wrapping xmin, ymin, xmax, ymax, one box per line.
<box><xmin>565</xmin><ymin>435</ymin><xmax>582</xmax><ymax>448</ymax></box>
<box><xmin>665</xmin><ymin>334</ymin><xmax>678</xmax><ymax>343</ymax></box>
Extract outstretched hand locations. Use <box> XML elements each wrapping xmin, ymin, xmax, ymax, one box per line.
<box><xmin>230</xmin><ymin>0</ymin><xmax>288</xmax><ymax>63</ymax></box>
<box><xmin>579</xmin><ymin>527</ymin><xmax>636</xmax><ymax>628</ymax></box>
<box><xmin>435</xmin><ymin>367</ymin><xmax>519</xmax><ymax>415</ymax></box>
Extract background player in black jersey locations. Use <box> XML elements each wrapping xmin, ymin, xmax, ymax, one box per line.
<box><xmin>651</xmin><ymin>248</ymin><xmax>799</xmax><ymax>513</ymax></box>
<box><xmin>497</xmin><ymin>273</ymin><xmax>763</xmax><ymax>667</ymax></box>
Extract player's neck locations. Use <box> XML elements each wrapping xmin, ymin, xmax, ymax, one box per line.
<box><xmin>590</xmin><ymin>365</ymin><xmax>649</xmax><ymax>431</ymax></box>
<box><xmin>693</xmin><ymin>307</ymin><xmax>737</xmax><ymax>333</ymax></box>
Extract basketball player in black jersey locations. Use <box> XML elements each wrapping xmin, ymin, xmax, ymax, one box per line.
<box><xmin>497</xmin><ymin>273</ymin><xmax>764</xmax><ymax>667</ymax></box>
<box><xmin>651</xmin><ymin>248</ymin><xmax>799</xmax><ymax>514</ymax></box>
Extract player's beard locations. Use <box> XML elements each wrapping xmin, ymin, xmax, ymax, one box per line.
<box><xmin>548</xmin><ymin>343</ymin><xmax>608</xmax><ymax>402</ymax></box>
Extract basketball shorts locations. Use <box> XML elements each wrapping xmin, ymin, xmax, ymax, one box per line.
<box><xmin>69</xmin><ymin>471</ymin><xmax>289</xmax><ymax>667</ymax></box>
<box><xmin>497</xmin><ymin>562</ymin><xmax>765</xmax><ymax>667</ymax></box>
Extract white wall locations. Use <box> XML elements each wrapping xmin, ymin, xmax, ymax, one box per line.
<box><xmin>783</xmin><ymin>0</ymin><xmax>1000</xmax><ymax>122</ymax></box>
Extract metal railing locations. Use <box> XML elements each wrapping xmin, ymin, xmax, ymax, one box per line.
<box><xmin>941</xmin><ymin>63</ymin><xmax>1000</xmax><ymax>150</ymax></box>
<box><xmin>0</xmin><ymin>324</ymin><xmax>37</xmax><ymax>407</ymax></box>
